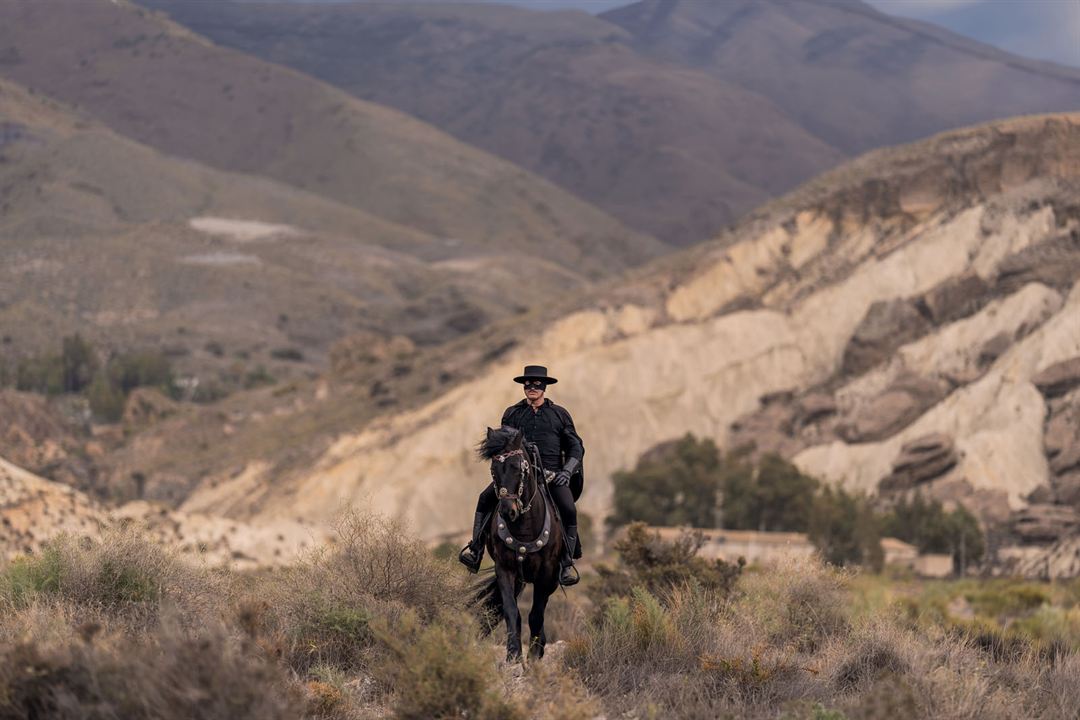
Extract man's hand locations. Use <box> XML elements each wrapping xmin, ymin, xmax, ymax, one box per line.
<box><xmin>553</xmin><ymin>470</ymin><xmax>571</xmax><ymax>487</ymax></box>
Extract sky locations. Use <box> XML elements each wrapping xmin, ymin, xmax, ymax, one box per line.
<box><xmin>457</xmin><ymin>0</ymin><xmax>1080</xmax><ymax>68</ymax></box>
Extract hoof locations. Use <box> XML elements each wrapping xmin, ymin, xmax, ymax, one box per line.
<box><xmin>528</xmin><ymin>638</ymin><xmax>545</xmax><ymax>661</ymax></box>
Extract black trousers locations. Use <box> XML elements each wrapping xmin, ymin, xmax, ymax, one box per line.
<box><xmin>476</xmin><ymin>480</ymin><xmax>577</xmax><ymax>528</ymax></box>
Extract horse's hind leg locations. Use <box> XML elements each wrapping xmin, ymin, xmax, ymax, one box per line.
<box><xmin>496</xmin><ymin>564</ymin><xmax>522</xmax><ymax>662</ymax></box>
<box><xmin>528</xmin><ymin>584</ymin><xmax>553</xmax><ymax>661</ymax></box>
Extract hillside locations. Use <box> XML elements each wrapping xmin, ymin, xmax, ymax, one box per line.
<box><xmin>0</xmin><ymin>0</ymin><xmax>662</xmax><ymax>277</ymax></box>
<box><xmin>150</xmin><ymin>115</ymin><xmax>1080</xmax><ymax>575</ymax></box>
<box><xmin>0</xmin><ymin>76</ymin><xmax>595</xmax><ymax>385</ymax></box>
<box><xmin>142</xmin><ymin>0</ymin><xmax>1080</xmax><ymax>246</ymax></box>
<box><xmin>0</xmin><ymin>451</ymin><xmax>317</xmax><ymax>566</ymax></box>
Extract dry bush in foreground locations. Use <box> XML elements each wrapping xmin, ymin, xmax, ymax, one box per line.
<box><xmin>253</xmin><ymin>511</ymin><xmax>472</xmax><ymax>676</ymax></box>
<box><xmin>0</xmin><ymin>604</ymin><xmax>299</xmax><ymax>720</ymax></box>
<box><xmin>564</xmin><ymin>553</ymin><xmax>1080</xmax><ymax>719</ymax></box>
<box><xmin>0</xmin><ymin>529</ymin><xmax>225</xmax><ymax>630</ymax></box>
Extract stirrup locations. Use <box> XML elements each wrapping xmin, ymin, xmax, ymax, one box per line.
<box><xmin>559</xmin><ymin>564</ymin><xmax>579</xmax><ymax>587</ymax></box>
<box><xmin>458</xmin><ymin>544</ymin><xmax>481</xmax><ymax>574</ymax></box>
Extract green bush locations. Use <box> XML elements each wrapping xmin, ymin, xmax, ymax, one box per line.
<box><xmin>807</xmin><ymin>487</ymin><xmax>883</xmax><ymax>570</ymax></box>
<box><xmin>87</xmin><ymin>370</ymin><xmax>126</xmax><ymax>422</ymax></box>
<box><xmin>610</xmin><ymin>434</ymin><xmax>721</xmax><ymax>528</ymax></box>
<box><xmin>881</xmin><ymin>494</ymin><xmax>984</xmax><ymax>572</ymax></box>
<box><xmin>0</xmin><ymin>530</ymin><xmax>223</xmax><ymax>628</ymax></box>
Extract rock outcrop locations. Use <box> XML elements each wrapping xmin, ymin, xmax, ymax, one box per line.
<box><xmin>165</xmin><ymin>115</ymin><xmax>1080</xmax><ymax>557</ymax></box>
<box><xmin>880</xmin><ymin>434</ymin><xmax>960</xmax><ymax>492</ymax></box>
<box><xmin>1010</xmin><ymin>504</ymin><xmax>1080</xmax><ymax>544</ymax></box>
<box><xmin>0</xmin><ymin>453</ymin><xmax>320</xmax><ymax>567</ymax></box>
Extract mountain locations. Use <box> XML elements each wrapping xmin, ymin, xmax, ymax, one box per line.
<box><xmin>141</xmin><ymin>0</ymin><xmax>1080</xmax><ymax>246</ymax></box>
<box><xmin>0</xmin><ymin>0</ymin><xmax>662</xmax><ymax>279</ymax></box>
<box><xmin>603</xmin><ymin>0</ymin><xmax>1080</xmax><ymax>153</ymax></box>
<box><xmin>150</xmin><ymin>114</ymin><xmax>1080</xmax><ymax>576</ymax></box>
<box><xmin>0</xmin><ymin>76</ymin><xmax>603</xmax><ymax>388</ymax></box>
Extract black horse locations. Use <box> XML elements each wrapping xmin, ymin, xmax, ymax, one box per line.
<box><xmin>474</xmin><ymin>426</ymin><xmax>565</xmax><ymax>662</ymax></box>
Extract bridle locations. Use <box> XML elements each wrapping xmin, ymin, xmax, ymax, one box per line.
<box><xmin>491</xmin><ymin>447</ymin><xmax>538</xmax><ymax>515</ymax></box>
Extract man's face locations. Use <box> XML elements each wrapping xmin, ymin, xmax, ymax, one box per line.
<box><xmin>523</xmin><ymin>380</ymin><xmax>546</xmax><ymax>403</ymax></box>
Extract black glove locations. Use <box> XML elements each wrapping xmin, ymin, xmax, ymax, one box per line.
<box><xmin>553</xmin><ymin>457</ymin><xmax>579</xmax><ymax>487</ymax></box>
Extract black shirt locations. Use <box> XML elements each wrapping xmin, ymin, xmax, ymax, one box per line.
<box><xmin>501</xmin><ymin>398</ymin><xmax>584</xmax><ymax>472</ymax></box>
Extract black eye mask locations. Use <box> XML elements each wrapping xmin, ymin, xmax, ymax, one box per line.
<box><xmin>524</xmin><ymin>382</ymin><xmax>546</xmax><ymax>391</ymax></box>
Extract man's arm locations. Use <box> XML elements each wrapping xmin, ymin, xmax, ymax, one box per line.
<box><xmin>500</xmin><ymin>404</ymin><xmax>516</xmax><ymax>428</ymax></box>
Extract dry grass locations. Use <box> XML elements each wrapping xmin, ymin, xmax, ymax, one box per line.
<box><xmin>0</xmin><ymin>517</ymin><xmax>1076</xmax><ymax>720</ymax></box>
<box><xmin>0</xmin><ymin>528</ymin><xmax>226</xmax><ymax>630</ymax></box>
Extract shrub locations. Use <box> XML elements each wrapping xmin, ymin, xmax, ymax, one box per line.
<box><xmin>589</xmin><ymin>523</ymin><xmax>743</xmax><ymax>606</ymax></box>
<box><xmin>243</xmin><ymin>364</ymin><xmax>276</xmax><ymax>389</ymax></box>
<box><xmin>257</xmin><ymin>511</ymin><xmax>470</xmax><ymax>675</ymax></box>
<box><xmin>0</xmin><ymin>612</ymin><xmax>299</xmax><ymax>720</ymax></box>
<box><xmin>0</xmin><ymin>529</ymin><xmax>224</xmax><ymax>629</ymax></box>
<box><xmin>739</xmin><ymin>559</ymin><xmax>852</xmax><ymax>654</ymax></box>
<box><xmin>86</xmin><ymin>370</ymin><xmax>126</xmax><ymax>422</ymax></box>
<box><xmin>270</xmin><ymin>347</ymin><xmax>305</xmax><ymax>362</ymax></box>
<box><xmin>374</xmin><ymin>610</ymin><xmax>523</xmax><ymax>720</ymax></box>
<box><xmin>107</xmin><ymin>349</ymin><xmax>175</xmax><ymax>396</ymax></box>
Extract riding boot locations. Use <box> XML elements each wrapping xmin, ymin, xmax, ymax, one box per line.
<box><xmin>458</xmin><ymin>512</ymin><xmax>488</xmax><ymax>573</ymax></box>
<box><xmin>560</xmin><ymin>524</ymin><xmax>580</xmax><ymax>586</ymax></box>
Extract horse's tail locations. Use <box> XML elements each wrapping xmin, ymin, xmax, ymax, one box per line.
<box><xmin>469</xmin><ymin>567</ymin><xmax>526</xmax><ymax>635</ymax></box>
<box><xmin>469</xmin><ymin>569</ymin><xmax>503</xmax><ymax>635</ymax></box>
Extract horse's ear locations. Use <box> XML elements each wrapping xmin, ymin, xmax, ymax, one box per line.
<box><xmin>486</xmin><ymin>427</ymin><xmax>495</xmax><ymax>440</ymax></box>
<box><xmin>510</xmin><ymin>429</ymin><xmax>523</xmax><ymax>449</ymax></box>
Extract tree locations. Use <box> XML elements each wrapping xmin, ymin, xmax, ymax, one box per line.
<box><xmin>61</xmin><ymin>333</ymin><xmax>98</xmax><ymax>393</ymax></box>
<box><xmin>609</xmin><ymin>434</ymin><xmax>721</xmax><ymax>529</ymax></box>
<box><xmin>720</xmin><ymin>452</ymin><xmax>820</xmax><ymax>532</ymax></box>
<box><xmin>87</xmin><ymin>371</ymin><xmax>126</xmax><ymax>422</ymax></box>
<box><xmin>807</xmin><ymin>486</ymin><xmax>883</xmax><ymax>571</ymax></box>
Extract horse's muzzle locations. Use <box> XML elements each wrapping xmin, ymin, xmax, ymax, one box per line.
<box><xmin>499</xmin><ymin>498</ymin><xmax>521</xmax><ymax>524</ymax></box>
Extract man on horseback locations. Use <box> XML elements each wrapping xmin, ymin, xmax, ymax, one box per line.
<box><xmin>460</xmin><ymin>364</ymin><xmax>584</xmax><ymax>586</ymax></box>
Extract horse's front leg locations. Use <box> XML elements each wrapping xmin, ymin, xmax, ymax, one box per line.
<box><xmin>527</xmin><ymin>583</ymin><xmax>552</xmax><ymax>661</ymax></box>
<box><xmin>495</xmin><ymin>563</ymin><xmax>522</xmax><ymax>662</ymax></box>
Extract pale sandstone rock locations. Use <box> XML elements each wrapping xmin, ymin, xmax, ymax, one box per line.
<box><xmin>665</xmin><ymin>225</ymin><xmax>790</xmax><ymax>322</ymax></box>
<box><xmin>797</xmin><ymin>282</ymin><xmax>1080</xmax><ymax>507</ymax></box>
<box><xmin>880</xmin><ymin>433</ymin><xmax>959</xmax><ymax>491</ymax></box>
<box><xmin>1032</xmin><ymin>356</ymin><xmax>1080</xmax><ymax>398</ymax></box>
<box><xmin>1011</xmin><ymin>535</ymin><xmax>1080</xmax><ymax>580</ymax></box>
<box><xmin>1011</xmin><ymin>504</ymin><xmax>1080</xmax><ymax>543</ymax></box>
<box><xmin>180</xmin><ymin>202</ymin><xmax>1072</xmax><ymax>539</ymax></box>
<box><xmin>837</xmin><ymin>374</ymin><xmax>949</xmax><ymax>443</ymax></box>
<box><xmin>834</xmin><ymin>283</ymin><xmax>1063</xmax><ymax>422</ymax></box>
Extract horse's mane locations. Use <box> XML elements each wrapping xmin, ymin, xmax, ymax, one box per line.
<box><xmin>476</xmin><ymin>426</ymin><xmax>522</xmax><ymax>460</ymax></box>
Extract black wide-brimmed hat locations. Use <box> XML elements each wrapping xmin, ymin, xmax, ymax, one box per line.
<box><xmin>514</xmin><ymin>365</ymin><xmax>558</xmax><ymax>385</ymax></box>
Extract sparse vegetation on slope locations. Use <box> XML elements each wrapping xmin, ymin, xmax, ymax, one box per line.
<box><xmin>0</xmin><ymin>512</ymin><xmax>1074</xmax><ymax>719</ymax></box>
